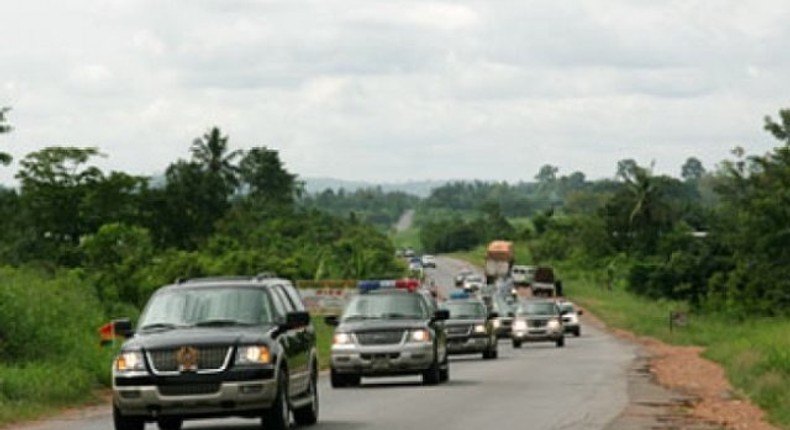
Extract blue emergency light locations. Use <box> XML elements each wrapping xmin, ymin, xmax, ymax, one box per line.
<box><xmin>357</xmin><ymin>279</ymin><xmax>419</xmax><ymax>293</ymax></box>
<box><xmin>449</xmin><ymin>291</ymin><xmax>471</xmax><ymax>300</ymax></box>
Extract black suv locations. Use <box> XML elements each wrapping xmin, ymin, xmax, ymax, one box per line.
<box><xmin>325</xmin><ymin>281</ymin><xmax>450</xmax><ymax>387</ymax></box>
<box><xmin>112</xmin><ymin>276</ymin><xmax>318</xmax><ymax>430</ymax></box>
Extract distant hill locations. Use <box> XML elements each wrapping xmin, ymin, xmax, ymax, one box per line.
<box><xmin>302</xmin><ymin>177</ymin><xmax>450</xmax><ymax>198</ymax></box>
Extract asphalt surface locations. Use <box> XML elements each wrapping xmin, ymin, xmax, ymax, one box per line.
<box><xmin>14</xmin><ymin>256</ymin><xmax>636</xmax><ymax>430</ymax></box>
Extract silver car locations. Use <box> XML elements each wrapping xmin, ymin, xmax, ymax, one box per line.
<box><xmin>511</xmin><ymin>299</ymin><xmax>565</xmax><ymax>348</ymax></box>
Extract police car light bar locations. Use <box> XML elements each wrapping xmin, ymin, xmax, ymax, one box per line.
<box><xmin>358</xmin><ymin>279</ymin><xmax>419</xmax><ymax>293</ymax></box>
<box><xmin>449</xmin><ymin>291</ymin><xmax>471</xmax><ymax>300</ymax></box>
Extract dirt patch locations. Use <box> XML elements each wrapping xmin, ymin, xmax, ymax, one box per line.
<box><xmin>582</xmin><ymin>308</ymin><xmax>780</xmax><ymax>430</ymax></box>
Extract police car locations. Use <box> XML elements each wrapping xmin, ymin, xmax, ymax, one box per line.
<box><xmin>441</xmin><ymin>292</ymin><xmax>498</xmax><ymax>359</ymax></box>
<box><xmin>324</xmin><ymin>279</ymin><xmax>450</xmax><ymax>387</ymax></box>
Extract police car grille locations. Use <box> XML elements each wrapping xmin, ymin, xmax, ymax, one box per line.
<box><xmin>528</xmin><ymin>320</ymin><xmax>548</xmax><ymax>328</ymax></box>
<box><xmin>355</xmin><ymin>331</ymin><xmax>405</xmax><ymax>345</ymax></box>
<box><xmin>148</xmin><ymin>346</ymin><xmax>230</xmax><ymax>372</ymax></box>
<box><xmin>158</xmin><ymin>383</ymin><xmax>221</xmax><ymax>396</ymax></box>
<box><xmin>447</xmin><ymin>325</ymin><xmax>472</xmax><ymax>336</ymax></box>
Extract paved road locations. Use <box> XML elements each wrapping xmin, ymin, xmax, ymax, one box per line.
<box><xmin>14</xmin><ymin>257</ymin><xmax>636</xmax><ymax>430</ymax></box>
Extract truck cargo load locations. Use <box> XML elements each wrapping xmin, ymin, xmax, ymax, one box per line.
<box><xmin>484</xmin><ymin>240</ymin><xmax>514</xmax><ymax>284</ymax></box>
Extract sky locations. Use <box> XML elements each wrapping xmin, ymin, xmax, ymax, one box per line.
<box><xmin>1</xmin><ymin>0</ymin><xmax>788</xmax><ymax>185</ymax></box>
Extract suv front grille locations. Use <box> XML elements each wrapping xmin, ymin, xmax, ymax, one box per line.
<box><xmin>355</xmin><ymin>330</ymin><xmax>405</xmax><ymax>345</ymax></box>
<box><xmin>147</xmin><ymin>346</ymin><xmax>231</xmax><ymax>373</ymax></box>
<box><xmin>447</xmin><ymin>325</ymin><xmax>472</xmax><ymax>337</ymax></box>
<box><xmin>158</xmin><ymin>383</ymin><xmax>221</xmax><ymax>396</ymax></box>
<box><xmin>528</xmin><ymin>320</ymin><xmax>548</xmax><ymax>328</ymax></box>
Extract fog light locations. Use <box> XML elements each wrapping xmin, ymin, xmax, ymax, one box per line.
<box><xmin>240</xmin><ymin>384</ymin><xmax>264</xmax><ymax>394</ymax></box>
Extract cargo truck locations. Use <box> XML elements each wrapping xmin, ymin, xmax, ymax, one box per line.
<box><xmin>484</xmin><ymin>241</ymin><xmax>514</xmax><ymax>284</ymax></box>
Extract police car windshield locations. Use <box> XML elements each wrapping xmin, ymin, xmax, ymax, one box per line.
<box><xmin>138</xmin><ymin>287</ymin><xmax>275</xmax><ymax>329</ymax></box>
<box><xmin>517</xmin><ymin>301</ymin><xmax>557</xmax><ymax>316</ymax></box>
<box><xmin>443</xmin><ymin>302</ymin><xmax>486</xmax><ymax>319</ymax></box>
<box><xmin>342</xmin><ymin>294</ymin><xmax>428</xmax><ymax>321</ymax></box>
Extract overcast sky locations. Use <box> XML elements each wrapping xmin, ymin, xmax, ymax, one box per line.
<box><xmin>1</xmin><ymin>0</ymin><xmax>788</xmax><ymax>185</ymax></box>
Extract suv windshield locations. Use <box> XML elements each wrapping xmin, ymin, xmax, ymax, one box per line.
<box><xmin>559</xmin><ymin>303</ymin><xmax>575</xmax><ymax>313</ymax></box>
<box><xmin>516</xmin><ymin>301</ymin><xmax>558</xmax><ymax>316</ymax></box>
<box><xmin>342</xmin><ymin>293</ymin><xmax>428</xmax><ymax>321</ymax></box>
<box><xmin>138</xmin><ymin>287</ymin><xmax>275</xmax><ymax>329</ymax></box>
<box><xmin>443</xmin><ymin>302</ymin><xmax>486</xmax><ymax>319</ymax></box>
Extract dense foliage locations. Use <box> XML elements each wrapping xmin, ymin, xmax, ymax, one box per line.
<box><xmin>301</xmin><ymin>187</ymin><xmax>419</xmax><ymax>230</ymax></box>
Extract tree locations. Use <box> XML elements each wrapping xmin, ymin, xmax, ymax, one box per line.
<box><xmin>535</xmin><ymin>164</ymin><xmax>558</xmax><ymax>184</ymax></box>
<box><xmin>190</xmin><ymin>127</ymin><xmax>243</xmax><ymax>191</ymax></box>
<box><xmin>616</xmin><ymin>159</ymin><xmax>639</xmax><ymax>181</ymax></box>
<box><xmin>239</xmin><ymin>146</ymin><xmax>301</xmax><ymax>206</ymax></box>
<box><xmin>0</xmin><ymin>107</ymin><xmax>12</xmax><ymax>166</ymax></box>
<box><xmin>681</xmin><ymin>157</ymin><xmax>706</xmax><ymax>182</ymax></box>
<box><xmin>764</xmin><ymin>108</ymin><xmax>790</xmax><ymax>145</ymax></box>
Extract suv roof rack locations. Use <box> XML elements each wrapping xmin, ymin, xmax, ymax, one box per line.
<box><xmin>174</xmin><ymin>273</ymin><xmax>281</xmax><ymax>285</ymax></box>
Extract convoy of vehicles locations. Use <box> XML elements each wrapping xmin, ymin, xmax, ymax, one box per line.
<box><xmin>110</xmin><ymin>254</ymin><xmax>582</xmax><ymax>429</ymax></box>
<box><xmin>112</xmin><ymin>275</ymin><xmax>319</xmax><ymax>430</ymax></box>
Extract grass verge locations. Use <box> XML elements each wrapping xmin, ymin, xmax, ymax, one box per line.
<box><xmin>313</xmin><ymin>315</ymin><xmax>334</xmax><ymax>370</ymax></box>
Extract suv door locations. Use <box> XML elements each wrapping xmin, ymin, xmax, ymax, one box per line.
<box><xmin>271</xmin><ymin>284</ymin><xmax>310</xmax><ymax>395</ymax></box>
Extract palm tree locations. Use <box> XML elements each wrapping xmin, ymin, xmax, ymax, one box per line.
<box><xmin>190</xmin><ymin>127</ymin><xmax>243</xmax><ymax>189</ymax></box>
<box><xmin>1</xmin><ymin>107</ymin><xmax>12</xmax><ymax>166</ymax></box>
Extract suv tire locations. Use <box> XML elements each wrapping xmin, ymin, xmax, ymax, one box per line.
<box><xmin>512</xmin><ymin>339</ymin><xmax>522</xmax><ymax>348</ymax></box>
<box><xmin>574</xmin><ymin>328</ymin><xmax>581</xmax><ymax>337</ymax></box>
<box><xmin>157</xmin><ymin>417</ymin><xmax>183</xmax><ymax>430</ymax></box>
<box><xmin>439</xmin><ymin>353</ymin><xmax>449</xmax><ymax>382</ymax></box>
<box><xmin>261</xmin><ymin>369</ymin><xmax>290</xmax><ymax>430</ymax></box>
<box><xmin>556</xmin><ymin>336</ymin><xmax>565</xmax><ymax>348</ymax></box>
<box><xmin>293</xmin><ymin>367</ymin><xmax>319</xmax><ymax>426</ymax></box>
<box><xmin>422</xmin><ymin>357</ymin><xmax>441</xmax><ymax>385</ymax></box>
<box><xmin>113</xmin><ymin>406</ymin><xmax>144</xmax><ymax>430</ymax></box>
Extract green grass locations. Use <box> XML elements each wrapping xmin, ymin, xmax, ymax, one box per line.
<box><xmin>561</xmin><ymin>268</ymin><xmax>790</xmax><ymax>429</ymax></box>
<box><xmin>313</xmin><ymin>315</ymin><xmax>334</xmax><ymax>370</ymax></box>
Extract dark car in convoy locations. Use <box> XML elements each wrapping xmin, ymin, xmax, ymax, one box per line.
<box><xmin>510</xmin><ymin>298</ymin><xmax>565</xmax><ymax>348</ymax></box>
<box><xmin>441</xmin><ymin>294</ymin><xmax>498</xmax><ymax>359</ymax></box>
<box><xmin>112</xmin><ymin>275</ymin><xmax>319</xmax><ymax>430</ymax></box>
<box><xmin>325</xmin><ymin>280</ymin><xmax>450</xmax><ymax>387</ymax></box>
<box><xmin>485</xmin><ymin>293</ymin><xmax>516</xmax><ymax>339</ymax></box>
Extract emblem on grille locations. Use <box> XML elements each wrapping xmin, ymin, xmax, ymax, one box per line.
<box><xmin>176</xmin><ymin>346</ymin><xmax>199</xmax><ymax>372</ymax></box>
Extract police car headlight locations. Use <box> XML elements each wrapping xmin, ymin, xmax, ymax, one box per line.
<box><xmin>473</xmin><ymin>324</ymin><xmax>486</xmax><ymax>334</ymax></box>
<box><xmin>115</xmin><ymin>351</ymin><xmax>145</xmax><ymax>372</ymax></box>
<box><xmin>547</xmin><ymin>319</ymin><xmax>561</xmax><ymax>329</ymax></box>
<box><xmin>409</xmin><ymin>329</ymin><xmax>432</xmax><ymax>343</ymax></box>
<box><xmin>237</xmin><ymin>345</ymin><xmax>272</xmax><ymax>365</ymax></box>
<box><xmin>513</xmin><ymin>320</ymin><xmax>527</xmax><ymax>331</ymax></box>
<box><xmin>333</xmin><ymin>332</ymin><xmax>353</xmax><ymax>345</ymax></box>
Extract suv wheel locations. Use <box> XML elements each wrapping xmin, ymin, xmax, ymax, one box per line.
<box><xmin>113</xmin><ymin>406</ymin><xmax>144</xmax><ymax>430</ymax></box>
<box><xmin>512</xmin><ymin>339</ymin><xmax>522</xmax><ymax>348</ymax></box>
<box><xmin>261</xmin><ymin>369</ymin><xmax>290</xmax><ymax>430</ymax></box>
<box><xmin>293</xmin><ymin>366</ymin><xmax>319</xmax><ymax>426</ymax></box>
<box><xmin>422</xmin><ymin>357</ymin><xmax>441</xmax><ymax>385</ymax></box>
<box><xmin>574</xmin><ymin>327</ymin><xmax>581</xmax><ymax>337</ymax></box>
<box><xmin>157</xmin><ymin>417</ymin><xmax>183</xmax><ymax>430</ymax></box>
<box><xmin>556</xmin><ymin>336</ymin><xmax>565</xmax><ymax>348</ymax></box>
<box><xmin>438</xmin><ymin>353</ymin><xmax>449</xmax><ymax>382</ymax></box>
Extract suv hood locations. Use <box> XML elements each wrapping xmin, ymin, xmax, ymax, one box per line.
<box><xmin>123</xmin><ymin>325</ymin><xmax>277</xmax><ymax>351</ymax></box>
<box><xmin>445</xmin><ymin>318</ymin><xmax>485</xmax><ymax>327</ymax></box>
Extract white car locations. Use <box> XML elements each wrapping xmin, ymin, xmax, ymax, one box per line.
<box><xmin>421</xmin><ymin>254</ymin><xmax>437</xmax><ymax>268</ymax></box>
<box><xmin>462</xmin><ymin>274</ymin><xmax>484</xmax><ymax>293</ymax></box>
<box><xmin>511</xmin><ymin>265</ymin><xmax>535</xmax><ymax>286</ymax></box>
<box><xmin>558</xmin><ymin>301</ymin><xmax>582</xmax><ymax>337</ymax></box>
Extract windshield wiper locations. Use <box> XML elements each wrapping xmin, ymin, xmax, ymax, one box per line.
<box><xmin>192</xmin><ymin>319</ymin><xmax>251</xmax><ymax>327</ymax></box>
<box><xmin>343</xmin><ymin>315</ymin><xmax>374</xmax><ymax>321</ymax></box>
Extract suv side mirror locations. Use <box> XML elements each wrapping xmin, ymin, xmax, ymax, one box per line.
<box><xmin>433</xmin><ymin>309</ymin><xmax>450</xmax><ymax>321</ymax></box>
<box><xmin>324</xmin><ymin>315</ymin><xmax>340</xmax><ymax>327</ymax></box>
<box><xmin>487</xmin><ymin>312</ymin><xmax>499</xmax><ymax>320</ymax></box>
<box><xmin>113</xmin><ymin>319</ymin><xmax>134</xmax><ymax>338</ymax></box>
<box><xmin>285</xmin><ymin>311</ymin><xmax>311</xmax><ymax>329</ymax></box>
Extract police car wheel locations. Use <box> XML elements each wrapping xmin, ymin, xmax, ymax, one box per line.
<box><xmin>113</xmin><ymin>406</ymin><xmax>144</xmax><ymax>430</ymax></box>
<box><xmin>556</xmin><ymin>337</ymin><xmax>565</xmax><ymax>348</ymax></box>
<box><xmin>157</xmin><ymin>417</ymin><xmax>183</xmax><ymax>430</ymax></box>
<box><xmin>512</xmin><ymin>339</ymin><xmax>522</xmax><ymax>348</ymax></box>
<box><xmin>439</xmin><ymin>355</ymin><xmax>449</xmax><ymax>382</ymax></box>
<box><xmin>574</xmin><ymin>328</ymin><xmax>581</xmax><ymax>337</ymax></box>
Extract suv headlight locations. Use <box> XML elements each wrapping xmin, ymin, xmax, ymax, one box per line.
<box><xmin>492</xmin><ymin>319</ymin><xmax>501</xmax><ymax>329</ymax></box>
<box><xmin>115</xmin><ymin>351</ymin><xmax>145</xmax><ymax>372</ymax></box>
<box><xmin>409</xmin><ymin>329</ymin><xmax>432</xmax><ymax>343</ymax></box>
<box><xmin>547</xmin><ymin>318</ymin><xmax>561</xmax><ymax>329</ymax></box>
<box><xmin>237</xmin><ymin>345</ymin><xmax>272</xmax><ymax>365</ymax></box>
<box><xmin>513</xmin><ymin>320</ymin><xmax>527</xmax><ymax>331</ymax></box>
<box><xmin>333</xmin><ymin>332</ymin><xmax>354</xmax><ymax>345</ymax></box>
<box><xmin>473</xmin><ymin>324</ymin><xmax>486</xmax><ymax>334</ymax></box>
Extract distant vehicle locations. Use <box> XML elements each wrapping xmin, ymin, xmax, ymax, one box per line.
<box><xmin>403</xmin><ymin>248</ymin><xmax>416</xmax><ymax>258</ymax></box>
<box><xmin>484</xmin><ymin>241</ymin><xmax>514</xmax><ymax>284</ymax></box>
<box><xmin>558</xmin><ymin>301</ymin><xmax>583</xmax><ymax>337</ymax></box>
<box><xmin>325</xmin><ymin>280</ymin><xmax>450</xmax><ymax>387</ymax></box>
<box><xmin>441</xmin><ymin>293</ymin><xmax>498</xmax><ymax>359</ymax></box>
<box><xmin>112</xmin><ymin>275</ymin><xmax>318</xmax><ymax>430</ymax></box>
<box><xmin>532</xmin><ymin>266</ymin><xmax>559</xmax><ymax>297</ymax></box>
<box><xmin>511</xmin><ymin>299</ymin><xmax>565</xmax><ymax>348</ymax></box>
<box><xmin>408</xmin><ymin>257</ymin><xmax>423</xmax><ymax>272</ymax></box>
<box><xmin>511</xmin><ymin>265</ymin><xmax>535</xmax><ymax>287</ymax></box>
<box><xmin>462</xmin><ymin>274</ymin><xmax>484</xmax><ymax>293</ymax></box>
<box><xmin>421</xmin><ymin>254</ymin><xmax>437</xmax><ymax>268</ymax></box>
<box><xmin>454</xmin><ymin>269</ymin><xmax>473</xmax><ymax>287</ymax></box>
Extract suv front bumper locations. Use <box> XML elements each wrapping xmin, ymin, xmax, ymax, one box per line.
<box><xmin>113</xmin><ymin>368</ymin><xmax>277</xmax><ymax>419</ymax></box>
<box><xmin>447</xmin><ymin>335</ymin><xmax>489</xmax><ymax>354</ymax></box>
<box><xmin>512</xmin><ymin>327</ymin><xmax>563</xmax><ymax>342</ymax></box>
<box><xmin>331</xmin><ymin>342</ymin><xmax>435</xmax><ymax>376</ymax></box>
